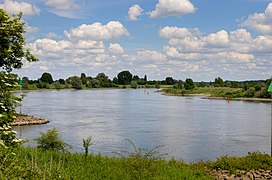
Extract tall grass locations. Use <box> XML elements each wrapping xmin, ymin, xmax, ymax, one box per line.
<box><xmin>0</xmin><ymin>147</ymin><xmax>212</xmax><ymax>179</ymax></box>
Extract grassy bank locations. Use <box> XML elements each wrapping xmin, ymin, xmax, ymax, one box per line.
<box><xmin>1</xmin><ymin>147</ymin><xmax>211</xmax><ymax>179</ymax></box>
<box><xmin>162</xmin><ymin>86</ymin><xmax>270</xmax><ymax>99</ymax></box>
<box><xmin>1</xmin><ymin>147</ymin><xmax>271</xmax><ymax>179</ymax></box>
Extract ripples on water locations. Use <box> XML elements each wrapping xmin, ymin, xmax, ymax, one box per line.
<box><xmin>14</xmin><ymin>89</ymin><xmax>270</xmax><ymax>162</ymax></box>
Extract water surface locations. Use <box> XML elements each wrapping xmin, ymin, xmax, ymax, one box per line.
<box><xmin>14</xmin><ymin>89</ymin><xmax>270</xmax><ymax>162</ymax></box>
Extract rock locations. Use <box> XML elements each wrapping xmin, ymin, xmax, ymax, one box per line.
<box><xmin>11</xmin><ymin>115</ymin><xmax>49</xmax><ymax>126</ymax></box>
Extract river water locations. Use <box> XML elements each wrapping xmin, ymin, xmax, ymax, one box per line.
<box><xmin>14</xmin><ymin>89</ymin><xmax>270</xmax><ymax>162</ymax></box>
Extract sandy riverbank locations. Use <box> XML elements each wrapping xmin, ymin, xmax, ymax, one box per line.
<box><xmin>11</xmin><ymin>115</ymin><xmax>49</xmax><ymax>126</ymax></box>
<box><xmin>204</xmin><ymin>96</ymin><xmax>271</xmax><ymax>103</ymax></box>
<box><xmin>162</xmin><ymin>92</ymin><xmax>271</xmax><ymax>102</ymax></box>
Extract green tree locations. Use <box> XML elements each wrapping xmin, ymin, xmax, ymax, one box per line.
<box><xmin>144</xmin><ymin>74</ymin><xmax>147</xmax><ymax>81</ymax></box>
<box><xmin>165</xmin><ymin>77</ymin><xmax>175</xmax><ymax>85</ymax></box>
<box><xmin>0</xmin><ymin>9</ymin><xmax>37</xmax><ymax>147</ymax></box>
<box><xmin>198</xmin><ymin>81</ymin><xmax>206</xmax><ymax>87</ymax></box>
<box><xmin>112</xmin><ymin>77</ymin><xmax>118</xmax><ymax>84</ymax></box>
<box><xmin>184</xmin><ymin>78</ymin><xmax>195</xmax><ymax>90</ymax></box>
<box><xmin>214</xmin><ymin>77</ymin><xmax>224</xmax><ymax>87</ymax></box>
<box><xmin>117</xmin><ymin>70</ymin><xmax>132</xmax><ymax>85</ymax></box>
<box><xmin>66</xmin><ymin>76</ymin><xmax>82</xmax><ymax>89</ymax></box>
<box><xmin>132</xmin><ymin>75</ymin><xmax>140</xmax><ymax>81</ymax></box>
<box><xmin>80</xmin><ymin>73</ymin><xmax>87</xmax><ymax>85</ymax></box>
<box><xmin>40</xmin><ymin>72</ymin><xmax>53</xmax><ymax>84</ymax></box>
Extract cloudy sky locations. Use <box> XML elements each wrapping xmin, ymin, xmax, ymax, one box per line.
<box><xmin>1</xmin><ymin>0</ymin><xmax>272</xmax><ymax>81</ymax></box>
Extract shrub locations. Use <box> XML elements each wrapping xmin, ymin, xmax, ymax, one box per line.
<box><xmin>35</xmin><ymin>128</ymin><xmax>70</xmax><ymax>152</ymax></box>
<box><xmin>131</xmin><ymin>81</ymin><xmax>138</xmax><ymax>89</ymax></box>
<box><xmin>82</xmin><ymin>136</ymin><xmax>94</xmax><ymax>157</ymax></box>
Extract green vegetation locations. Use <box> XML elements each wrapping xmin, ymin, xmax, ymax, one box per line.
<box><xmin>0</xmin><ymin>9</ymin><xmax>37</xmax><ymax>148</ymax></box>
<box><xmin>163</xmin><ymin>77</ymin><xmax>271</xmax><ymax>99</ymax></box>
<box><xmin>17</xmin><ymin>70</ymin><xmax>271</xmax><ymax>100</ymax></box>
<box><xmin>35</xmin><ymin>128</ymin><xmax>71</xmax><ymax>152</ymax></box>
<box><xmin>206</xmin><ymin>152</ymin><xmax>272</xmax><ymax>174</ymax></box>
<box><xmin>0</xmin><ymin>129</ymin><xmax>271</xmax><ymax>179</ymax></box>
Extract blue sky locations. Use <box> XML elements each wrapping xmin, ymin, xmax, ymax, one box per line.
<box><xmin>1</xmin><ymin>0</ymin><xmax>271</xmax><ymax>81</ymax></box>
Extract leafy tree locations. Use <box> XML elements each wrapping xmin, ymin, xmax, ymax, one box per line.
<box><xmin>80</xmin><ymin>73</ymin><xmax>87</xmax><ymax>85</ymax></box>
<box><xmin>112</xmin><ymin>77</ymin><xmax>118</xmax><ymax>84</ymax></box>
<box><xmin>0</xmin><ymin>10</ymin><xmax>38</xmax><ymax>72</ymax></box>
<box><xmin>144</xmin><ymin>75</ymin><xmax>147</xmax><ymax>81</ymax></box>
<box><xmin>22</xmin><ymin>76</ymin><xmax>29</xmax><ymax>83</ymax></box>
<box><xmin>184</xmin><ymin>78</ymin><xmax>195</xmax><ymax>90</ymax></box>
<box><xmin>214</xmin><ymin>77</ymin><xmax>224</xmax><ymax>87</ymax></box>
<box><xmin>117</xmin><ymin>70</ymin><xmax>132</xmax><ymax>85</ymax></box>
<box><xmin>132</xmin><ymin>75</ymin><xmax>140</xmax><ymax>81</ymax></box>
<box><xmin>95</xmin><ymin>73</ymin><xmax>113</xmax><ymax>87</ymax></box>
<box><xmin>165</xmin><ymin>77</ymin><xmax>175</xmax><ymax>85</ymax></box>
<box><xmin>66</xmin><ymin>76</ymin><xmax>82</xmax><ymax>89</ymax></box>
<box><xmin>58</xmin><ymin>78</ymin><xmax>65</xmax><ymax>84</ymax></box>
<box><xmin>198</xmin><ymin>81</ymin><xmax>206</xmax><ymax>87</ymax></box>
<box><xmin>40</xmin><ymin>72</ymin><xmax>53</xmax><ymax>84</ymax></box>
<box><xmin>0</xmin><ymin>9</ymin><xmax>37</xmax><ymax>147</ymax></box>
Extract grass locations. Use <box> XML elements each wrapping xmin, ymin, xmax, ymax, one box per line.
<box><xmin>0</xmin><ymin>147</ymin><xmax>212</xmax><ymax>179</ymax></box>
<box><xmin>162</xmin><ymin>86</ymin><xmax>267</xmax><ymax>99</ymax></box>
<box><xmin>1</xmin><ymin>146</ymin><xmax>272</xmax><ymax>179</ymax></box>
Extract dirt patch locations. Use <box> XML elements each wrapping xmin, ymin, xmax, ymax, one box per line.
<box><xmin>11</xmin><ymin>115</ymin><xmax>49</xmax><ymax>126</ymax></box>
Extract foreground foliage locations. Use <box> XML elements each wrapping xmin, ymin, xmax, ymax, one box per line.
<box><xmin>1</xmin><ymin>146</ymin><xmax>272</xmax><ymax>179</ymax></box>
<box><xmin>0</xmin><ymin>9</ymin><xmax>37</xmax><ymax>147</ymax></box>
<box><xmin>0</xmin><ymin>146</ymin><xmax>211</xmax><ymax>179</ymax></box>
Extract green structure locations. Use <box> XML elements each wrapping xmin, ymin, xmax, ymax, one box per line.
<box><xmin>268</xmin><ymin>81</ymin><xmax>272</xmax><ymax>93</ymax></box>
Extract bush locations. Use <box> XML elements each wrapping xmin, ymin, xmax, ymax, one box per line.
<box><xmin>131</xmin><ymin>81</ymin><xmax>138</xmax><ymax>89</ymax></box>
<box><xmin>243</xmin><ymin>87</ymin><xmax>255</xmax><ymax>97</ymax></box>
<box><xmin>35</xmin><ymin>128</ymin><xmax>70</xmax><ymax>152</ymax></box>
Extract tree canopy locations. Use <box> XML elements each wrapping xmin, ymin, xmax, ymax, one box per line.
<box><xmin>117</xmin><ymin>70</ymin><xmax>132</xmax><ymax>85</ymax></box>
<box><xmin>0</xmin><ymin>9</ymin><xmax>37</xmax><ymax>147</ymax></box>
<box><xmin>0</xmin><ymin>9</ymin><xmax>37</xmax><ymax>72</ymax></box>
<box><xmin>40</xmin><ymin>72</ymin><xmax>53</xmax><ymax>84</ymax></box>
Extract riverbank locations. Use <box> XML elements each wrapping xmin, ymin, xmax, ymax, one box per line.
<box><xmin>160</xmin><ymin>87</ymin><xmax>271</xmax><ymax>103</ymax></box>
<box><xmin>162</xmin><ymin>91</ymin><xmax>271</xmax><ymax>102</ymax></box>
<box><xmin>11</xmin><ymin>114</ymin><xmax>49</xmax><ymax>126</ymax></box>
<box><xmin>204</xmin><ymin>96</ymin><xmax>271</xmax><ymax>102</ymax></box>
<box><xmin>1</xmin><ymin>147</ymin><xmax>271</xmax><ymax>179</ymax></box>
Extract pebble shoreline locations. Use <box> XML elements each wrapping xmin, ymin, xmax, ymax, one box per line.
<box><xmin>11</xmin><ymin>115</ymin><xmax>49</xmax><ymax>126</ymax></box>
<box><xmin>213</xmin><ymin>169</ymin><xmax>272</xmax><ymax>180</ymax></box>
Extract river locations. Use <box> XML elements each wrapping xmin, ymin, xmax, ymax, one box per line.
<box><xmin>14</xmin><ymin>89</ymin><xmax>271</xmax><ymax>162</ymax></box>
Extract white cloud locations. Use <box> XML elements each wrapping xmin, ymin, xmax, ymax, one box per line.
<box><xmin>0</xmin><ymin>0</ymin><xmax>40</xmax><ymax>16</ymax></box>
<box><xmin>64</xmin><ymin>21</ymin><xmax>129</xmax><ymax>41</ymax></box>
<box><xmin>135</xmin><ymin>50</ymin><xmax>166</xmax><ymax>62</ymax></box>
<box><xmin>45</xmin><ymin>0</ymin><xmax>80</xmax><ymax>10</ymax></box>
<box><xmin>127</xmin><ymin>4</ymin><xmax>144</xmax><ymax>21</ymax></box>
<box><xmin>160</xmin><ymin>26</ymin><xmax>195</xmax><ymax>39</ymax></box>
<box><xmin>45</xmin><ymin>32</ymin><xmax>60</xmax><ymax>39</ymax></box>
<box><xmin>44</xmin><ymin>0</ymin><xmax>80</xmax><ymax>18</ymax></box>
<box><xmin>39</xmin><ymin>66</ymin><xmax>49</xmax><ymax>71</ymax></box>
<box><xmin>230</xmin><ymin>29</ymin><xmax>253</xmax><ymax>44</ymax></box>
<box><xmin>204</xmin><ymin>30</ymin><xmax>230</xmax><ymax>48</ymax></box>
<box><xmin>149</xmin><ymin>0</ymin><xmax>196</xmax><ymax>18</ymax></box>
<box><xmin>76</xmin><ymin>40</ymin><xmax>104</xmax><ymax>49</ymax></box>
<box><xmin>242</xmin><ymin>3</ymin><xmax>272</xmax><ymax>34</ymax></box>
<box><xmin>25</xmin><ymin>25</ymin><xmax>39</xmax><ymax>34</ymax></box>
<box><xmin>109</xmin><ymin>43</ymin><xmax>124</xmax><ymax>54</ymax></box>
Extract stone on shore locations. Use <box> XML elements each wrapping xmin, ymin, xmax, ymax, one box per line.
<box><xmin>11</xmin><ymin>115</ymin><xmax>49</xmax><ymax>126</ymax></box>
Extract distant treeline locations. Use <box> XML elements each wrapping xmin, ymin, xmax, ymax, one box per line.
<box><xmin>19</xmin><ymin>71</ymin><xmax>271</xmax><ymax>97</ymax></box>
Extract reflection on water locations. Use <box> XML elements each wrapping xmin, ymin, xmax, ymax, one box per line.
<box><xmin>14</xmin><ymin>89</ymin><xmax>270</xmax><ymax>162</ymax></box>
